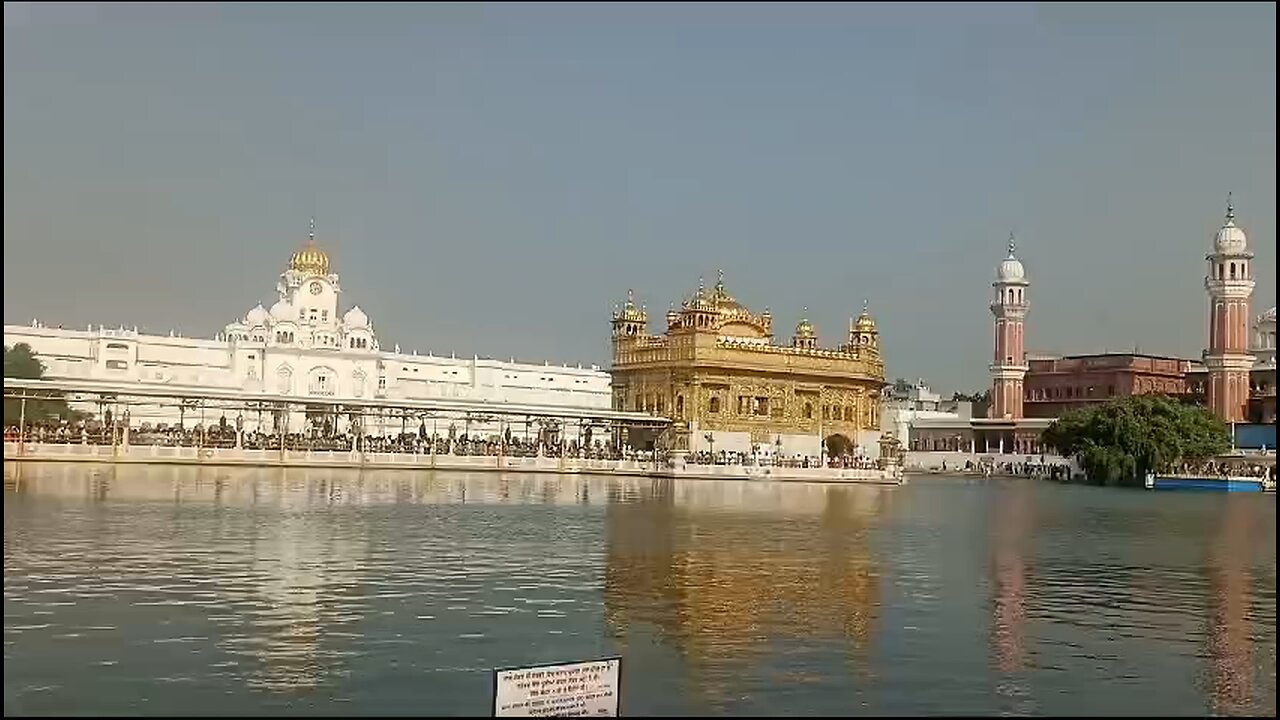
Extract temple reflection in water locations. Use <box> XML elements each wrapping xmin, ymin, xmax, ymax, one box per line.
<box><xmin>601</xmin><ymin>477</ymin><xmax>890</xmax><ymax>705</ymax></box>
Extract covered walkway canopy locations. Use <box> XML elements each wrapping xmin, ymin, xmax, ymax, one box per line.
<box><xmin>2</xmin><ymin>377</ymin><xmax>671</xmax><ymax>428</ymax></box>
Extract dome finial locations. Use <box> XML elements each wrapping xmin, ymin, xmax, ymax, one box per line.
<box><xmin>715</xmin><ymin>268</ymin><xmax>725</xmax><ymax>291</ymax></box>
<box><xmin>289</xmin><ymin>217</ymin><xmax>331</xmax><ymax>275</ymax></box>
<box><xmin>1226</xmin><ymin>192</ymin><xmax>1235</xmax><ymax>223</ymax></box>
<box><xmin>626</xmin><ymin>288</ymin><xmax>635</xmax><ymax>305</ymax></box>
<box><xmin>862</xmin><ymin>298</ymin><xmax>869</xmax><ymax>313</ymax></box>
<box><xmin>1007</xmin><ymin>231</ymin><xmax>1016</xmax><ymax>258</ymax></box>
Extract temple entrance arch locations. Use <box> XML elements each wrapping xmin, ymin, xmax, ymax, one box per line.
<box><xmin>825</xmin><ymin>433</ymin><xmax>855</xmax><ymax>458</ymax></box>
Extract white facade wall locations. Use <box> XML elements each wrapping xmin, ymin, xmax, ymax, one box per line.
<box><xmin>5</xmin><ymin>255</ymin><xmax>610</xmax><ymax>439</ymax></box>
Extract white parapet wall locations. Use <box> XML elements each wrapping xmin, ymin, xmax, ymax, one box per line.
<box><xmin>3</xmin><ymin>442</ymin><xmax>905</xmax><ymax>485</ymax></box>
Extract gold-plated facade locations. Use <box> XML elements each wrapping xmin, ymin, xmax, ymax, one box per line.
<box><xmin>609</xmin><ymin>271</ymin><xmax>887</xmax><ymax>451</ymax></box>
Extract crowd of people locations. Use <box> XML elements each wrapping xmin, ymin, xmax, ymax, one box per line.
<box><xmin>685</xmin><ymin>449</ymin><xmax>884</xmax><ymax>469</ymax></box>
<box><xmin>1170</xmin><ymin>459</ymin><xmax>1277</xmax><ymax>481</ymax></box>
<box><xmin>8</xmin><ymin>416</ymin><xmax>905</xmax><ymax>471</ymax></box>
<box><xmin>938</xmin><ymin>458</ymin><xmax>1076</xmax><ymax>481</ymax></box>
<box><xmin>2</xmin><ymin>417</ymin><xmax>639</xmax><ymax>460</ymax></box>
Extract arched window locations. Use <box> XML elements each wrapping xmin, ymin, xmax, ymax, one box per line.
<box><xmin>1230</xmin><ymin>263</ymin><xmax>1236</xmax><ymax>279</ymax></box>
<box><xmin>709</xmin><ymin>397</ymin><xmax>721</xmax><ymax>414</ymax></box>
<box><xmin>676</xmin><ymin>395</ymin><xmax>684</xmax><ymax>418</ymax></box>
<box><xmin>804</xmin><ymin>402</ymin><xmax>813</xmax><ymax>419</ymax></box>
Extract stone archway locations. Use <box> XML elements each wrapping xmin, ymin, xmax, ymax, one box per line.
<box><xmin>825</xmin><ymin>433</ymin><xmax>855</xmax><ymax>458</ymax></box>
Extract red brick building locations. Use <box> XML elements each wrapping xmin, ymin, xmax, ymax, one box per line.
<box><xmin>1023</xmin><ymin>353</ymin><xmax>1194</xmax><ymax>419</ymax></box>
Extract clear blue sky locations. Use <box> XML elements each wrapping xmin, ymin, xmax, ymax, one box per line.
<box><xmin>4</xmin><ymin>2</ymin><xmax>1275</xmax><ymax>392</ymax></box>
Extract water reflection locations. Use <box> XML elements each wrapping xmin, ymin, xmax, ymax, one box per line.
<box><xmin>1206</xmin><ymin>496</ymin><xmax>1257</xmax><ymax>715</ymax></box>
<box><xmin>602</xmin><ymin>479</ymin><xmax>888</xmax><ymax>710</ymax></box>
<box><xmin>989</xmin><ymin>478</ymin><xmax>1035</xmax><ymax>713</ymax></box>
<box><xmin>4</xmin><ymin>463</ymin><xmax>1276</xmax><ymax>716</ymax></box>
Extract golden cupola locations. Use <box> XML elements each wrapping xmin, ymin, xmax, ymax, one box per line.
<box><xmin>289</xmin><ymin>219</ymin><xmax>331</xmax><ymax>276</ymax></box>
<box><xmin>614</xmin><ymin>289</ymin><xmax>647</xmax><ymax>323</ymax></box>
<box><xmin>847</xmin><ymin>300</ymin><xmax>880</xmax><ymax>357</ymax></box>
<box><xmin>611</xmin><ymin>289</ymin><xmax>648</xmax><ymax>340</ymax></box>
<box><xmin>792</xmin><ymin>308</ymin><xmax>817</xmax><ymax>349</ymax></box>
<box><xmin>686</xmin><ymin>278</ymin><xmax>715</xmax><ymax>312</ymax></box>
<box><xmin>854</xmin><ymin>306</ymin><xmax>877</xmax><ymax>333</ymax></box>
<box><xmin>709</xmin><ymin>269</ymin><xmax>745</xmax><ymax>312</ymax></box>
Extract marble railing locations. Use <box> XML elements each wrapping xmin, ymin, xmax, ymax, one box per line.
<box><xmin>3</xmin><ymin>442</ymin><xmax>904</xmax><ymax>484</ymax></box>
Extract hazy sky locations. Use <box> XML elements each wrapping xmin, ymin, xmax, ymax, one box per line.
<box><xmin>4</xmin><ymin>2</ymin><xmax>1275</xmax><ymax>392</ymax></box>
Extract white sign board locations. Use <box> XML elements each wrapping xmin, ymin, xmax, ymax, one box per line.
<box><xmin>492</xmin><ymin>657</ymin><xmax>622</xmax><ymax>717</ymax></box>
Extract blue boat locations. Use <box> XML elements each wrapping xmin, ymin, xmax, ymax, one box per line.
<box><xmin>1145</xmin><ymin>472</ymin><xmax>1272</xmax><ymax>493</ymax></box>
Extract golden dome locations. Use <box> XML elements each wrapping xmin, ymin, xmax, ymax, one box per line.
<box><xmin>685</xmin><ymin>277</ymin><xmax>716</xmax><ymax>312</ymax></box>
<box><xmin>795</xmin><ymin>309</ymin><xmax>816</xmax><ymax>338</ymax></box>
<box><xmin>710</xmin><ymin>269</ymin><xmax>746</xmax><ymax>313</ymax></box>
<box><xmin>289</xmin><ymin>219</ymin><xmax>331</xmax><ymax>276</ymax></box>
<box><xmin>613</xmin><ymin>289</ymin><xmax>647</xmax><ymax>322</ymax></box>
<box><xmin>854</xmin><ymin>301</ymin><xmax>877</xmax><ymax>333</ymax></box>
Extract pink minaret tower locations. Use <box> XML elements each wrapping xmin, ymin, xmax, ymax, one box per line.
<box><xmin>990</xmin><ymin>234</ymin><xmax>1029</xmax><ymax>420</ymax></box>
<box><xmin>1203</xmin><ymin>194</ymin><xmax>1255</xmax><ymax>423</ymax></box>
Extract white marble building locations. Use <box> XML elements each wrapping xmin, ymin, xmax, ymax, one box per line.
<box><xmin>4</xmin><ymin>225</ymin><xmax>611</xmax><ymax>435</ymax></box>
<box><xmin>880</xmin><ymin>379</ymin><xmax>973</xmax><ymax>451</ymax></box>
<box><xmin>1253</xmin><ymin>306</ymin><xmax>1277</xmax><ymax>370</ymax></box>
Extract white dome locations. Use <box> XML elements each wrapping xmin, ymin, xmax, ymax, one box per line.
<box><xmin>997</xmin><ymin>256</ymin><xmax>1026</xmax><ymax>282</ymax></box>
<box><xmin>245</xmin><ymin>303</ymin><xmax>269</xmax><ymax>326</ymax></box>
<box><xmin>995</xmin><ymin>234</ymin><xmax>1026</xmax><ymax>283</ymax></box>
<box><xmin>343</xmin><ymin>305</ymin><xmax>369</xmax><ymax>329</ymax></box>
<box><xmin>1214</xmin><ymin>220</ymin><xmax>1248</xmax><ymax>254</ymax></box>
<box><xmin>269</xmin><ymin>299</ymin><xmax>295</xmax><ymax>321</ymax></box>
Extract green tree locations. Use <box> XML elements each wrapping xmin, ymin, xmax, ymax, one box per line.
<box><xmin>1041</xmin><ymin>394</ymin><xmax>1230</xmax><ymax>487</ymax></box>
<box><xmin>4</xmin><ymin>343</ymin><xmax>80</xmax><ymax>426</ymax></box>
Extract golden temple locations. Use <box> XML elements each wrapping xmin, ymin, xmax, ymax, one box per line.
<box><xmin>609</xmin><ymin>270</ymin><xmax>887</xmax><ymax>455</ymax></box>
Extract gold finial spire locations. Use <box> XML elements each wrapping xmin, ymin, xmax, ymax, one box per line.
<box><xmin>794</xmin><ymin>307</ymin><xmax>816</xmax><ymax>341</ymax></box>
<box><xmin>854</xmin><ymin>299</ymin><xmax>877</xmax><ymax>333</ymax></box>
<box><xmin>715</xmin><ymin>268</ymin><xmax>725</xmax><ymax>291</ymax></box>
<box><xmin>617</xmin><ymin>288</ymin><xmax>646</xmax><ymax>322</ymax></box>
<box><xmin>290</xmin><ymin>216</ymin><xmax>331</xmax><ymax>275</ymax></box>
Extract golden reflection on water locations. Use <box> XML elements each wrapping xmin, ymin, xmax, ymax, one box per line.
<box><xmin>601</xmin><ymin>478</ymin><xmax>887</xmax><ymax>708</ymax></box>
